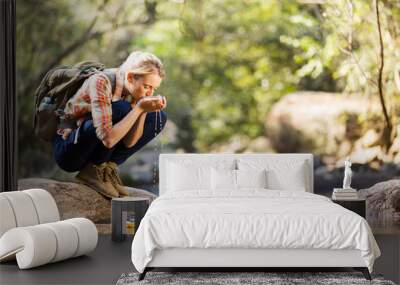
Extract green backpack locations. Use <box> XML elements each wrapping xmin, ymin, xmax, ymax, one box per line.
<box><xmin>33</xmin><ymin>61</ymin><xmax>114</xmax><ymax>142</ymax></box>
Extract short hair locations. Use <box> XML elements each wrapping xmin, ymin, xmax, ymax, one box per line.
<box><xmin>119</xmin><ymin>51</ymin><xmax>165</xmax><ymax>78</ymax></box>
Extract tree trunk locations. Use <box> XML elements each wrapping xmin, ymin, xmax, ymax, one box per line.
<box><xmin>375</xmin><ymin>0</ymin><xmax>393</xmax><ymax>151</ymax></box>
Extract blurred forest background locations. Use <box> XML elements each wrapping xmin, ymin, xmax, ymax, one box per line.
<box><xmin>17</xmin><ymin>0</ymin><xmax>400</xmax><ymax>196</ymax></box>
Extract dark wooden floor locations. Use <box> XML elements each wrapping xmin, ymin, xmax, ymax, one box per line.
<box><xmin>0</xmin><ymin>235</ymin><xmax>134</xmax><ymax>285</ymax></box>
<box><xmin>1</xmin><ymin>234</ymin><xmax>398</xmax><ymax>285</ymax></box>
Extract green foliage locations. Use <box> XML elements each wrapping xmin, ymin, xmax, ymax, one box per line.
<box><xmin>17</xmin><ymin>0</ymin><xmax>400</xmax><ymax>177</ymax></box>
<box><xmin>320</xmin><ymin>0</ymin><xmax>400</xmax><ymax>148</ymax></box>
<box><xmin>16</xmin><ymin>0</ymin><xmax>156</xmax><ymax>177</ymax></box>
<box><xmin>136</xmin><ymin>0</ymin><xmax>323</xmax><ymax>151</ymax></box>
<box><xmin>17</xmin><ymin>0</ymin><xmax>86</xmax><ymax>177</ymax></box>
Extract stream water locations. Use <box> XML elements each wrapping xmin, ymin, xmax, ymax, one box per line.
<box><xmin>153</xmin><ymin>110</ymin><xmax>163</xmax><ymax>191</ymax></box>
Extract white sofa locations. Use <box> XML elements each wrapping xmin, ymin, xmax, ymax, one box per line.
<box><xmin>0</xmin><ymin>189</ymin><xmax>98</xmax><ymax>269</ymax></box>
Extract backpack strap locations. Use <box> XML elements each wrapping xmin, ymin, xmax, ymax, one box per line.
<box><xmin>57</xmin><ymin>70</ymin><xmax>118</xmax><ymax>130</ymax></box>
<box><xmin>103</xmin><ymin>69</ymin><xmax>117</xmax><ymax>96</ymax></box>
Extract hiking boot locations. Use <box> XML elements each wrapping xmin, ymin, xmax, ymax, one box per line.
<box><xmin>76</xmin><ymin>162</ymin><xmax>119</xmax><ymax>199</ymax></box>
<box><xmin>105</xmin><ymin>162</ymin><xmax>130</xmax><ymax>197</ymax></box>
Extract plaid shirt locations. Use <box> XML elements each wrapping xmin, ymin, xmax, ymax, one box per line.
<box><xmin>62</xmin><ymin>69</ymin><xmax>125</xmax><ymax>141</ymax></box>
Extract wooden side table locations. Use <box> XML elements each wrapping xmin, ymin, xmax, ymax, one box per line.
<box><xmin>332</xmin><ymin>198</ymin><xmax>366</xmax><ymax>218</ymax></box>
<box><xmin>111</xmin><ymin>197</ymin><xmax>150</xmax><ymax>242</ymax></box>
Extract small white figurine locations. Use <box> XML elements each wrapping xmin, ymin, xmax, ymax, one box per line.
<box><xmin>343</xmin><ymin>157</ymin><xmax>353</xmax><ymax>189</ymax></box>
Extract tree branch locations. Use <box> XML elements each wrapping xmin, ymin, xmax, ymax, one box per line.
<box><xmin>338</xmin><ymin>1</ymin><xmax>378</xmax><ymax>87</ymax></box>
<box><xmin>339</xmin><ymin>46</ymin><xmax>378</xmax><ymax>87</ymax></box>
<box><xmin>22</xmin><ymin>0</ymin><xmax>160</xmax><ymax>99</ymax></box>
<box><xmin>375</xmin><ymin>0</ymin><xmax>393</xmax><ymax>148</ymax></box>
<box><xmin>21</xmin><ymin>0</ymin><xmax>112</xmax><ymax>98</ymax></box>
<box><xmin>21</xmin><ymin>16</ymin><xmax>100</xmax><ymax>98</ymax></box>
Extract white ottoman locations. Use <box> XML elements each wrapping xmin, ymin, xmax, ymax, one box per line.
<box><xmin>0</xmin><ymin>189</ymin><xmax>98</xmax><ymax>269</ymax></box>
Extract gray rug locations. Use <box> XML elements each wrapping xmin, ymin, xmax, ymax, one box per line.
<box><xmin>116</xmin><ymin>271</ymin><xmax>396</xmax><ymax>285</ymax></box>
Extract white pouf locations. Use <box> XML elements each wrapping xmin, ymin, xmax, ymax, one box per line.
<box><xmin>0</xmin><ymin>189</ymin><xmax>98</xmax><ymax>269</ymax></box>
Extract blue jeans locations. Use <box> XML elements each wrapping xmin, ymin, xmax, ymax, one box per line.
<box><xmin>53</xmin><ymin>100</ymin><xmax>167</xmax><ymax>172</ymax></box>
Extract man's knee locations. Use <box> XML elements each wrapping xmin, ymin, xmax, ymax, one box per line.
<box><xmin>112</xmin><ymin>100</ymin><xmax>132</xmax><ymax>123</ymax></box>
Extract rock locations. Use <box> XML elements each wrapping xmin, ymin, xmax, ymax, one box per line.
<box><xmin>266</xmin><ymin>91</ymin><xmax>383</xmax><ymax>162</ymax></box>
<box><xmin>395</xmin><ymin>152</ymin><xmax>400</xmax><ymax>165</ymax></box>
<box><xmin>18</xmin><ymin>178</ymin><xmax>156</xmax><ymax>225</ymax></box>
<box><xmin>95</xmin><ymin>224</ymin><xmax>111</xmax><ymax>235</ymax></box>
<box><xmin>211</xmin><ymin>135</ymin><xmax>250</xmax><ymax>153</ymax></box>
<box><xmin>349</xmin><ymin>146</ymin><xmax>384</xmax><ymax>164</ymax></box>
<box><xmin>356</xmin><ymin>129</ymin><xmax>381</xmax><ymax>148</ymax></box>
<box><xmin>246</xmin><ymin>137</ymin><xmax>274</xmax><ymax>153</ymax></box>
<box><xmin>389</xmin><ymin>137</ymin><xmax>400</xmax><ymax>163</ymax></box>
<box><xmin>396</xmin><ymin>67</ymin><xmax>400</xmax><ymax>91</ymax></box>
<box><xmin>211</xmin><ymin>135</ymin><xmax>275</xmax><ymax>153</ymax></box>
<box><xmin>358</xmin><ymin>179</ymin><xmax>400</xmax><ymax>223</ymax></box>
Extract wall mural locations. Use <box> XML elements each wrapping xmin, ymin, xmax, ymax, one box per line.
<box><xmin>17</xmin><ymin>0</ymin><xmax>399</xmax><ymax>234</ymax></box>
